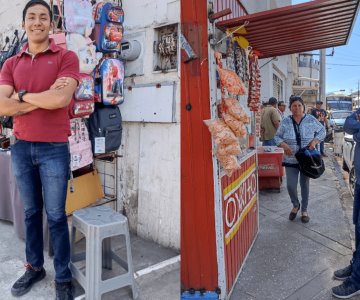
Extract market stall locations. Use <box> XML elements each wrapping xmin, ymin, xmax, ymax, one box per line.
<box><xmin>181</xmin><ymin>0</ymin><xmax>359</xmax><ymax>299</ymax></box>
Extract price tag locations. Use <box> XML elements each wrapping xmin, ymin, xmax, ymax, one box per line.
<box><xmin>94</xmin><ymin>137</ymin><xmax>105</xmax><ymax>154</ymax></box>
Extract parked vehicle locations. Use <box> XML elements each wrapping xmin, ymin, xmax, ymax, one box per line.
<box><xmin>343</xmin><ymin>132</ymin><xmax>356</xmax><ymax>196</ymax></box>
<box><xmin>326</xmin><ymin>95</ymin><xmax>353</xmax><ymax>111</ymax></box>
<box><xmin>329</xmin><ymin>110</ymin><xmax>352</xmax><ymax>132</ymax></box>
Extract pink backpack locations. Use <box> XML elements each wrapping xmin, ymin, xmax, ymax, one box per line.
<box><xmin>68</xmin><ymin>118</ymin><xmax>93</xmax><ymax>171</ymax></box>
<box><xmin>64</xmin><ymin>0</ymin><xmax>94</xmax><ymax>37</ymax></box>
<box><xmin>68</xmin><ymin>73</ymin><xmax>95</xmax><ymax>118</ymax></box>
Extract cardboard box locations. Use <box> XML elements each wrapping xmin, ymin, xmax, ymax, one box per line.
<box><xmin>65</xmin><ymin>169</ymin><xmax>105</xmax><ymax>215</ymax></box>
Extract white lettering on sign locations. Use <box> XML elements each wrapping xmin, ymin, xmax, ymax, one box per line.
<box><xmin>223</xmin><ymin>167</ymin><xmax>257</xmax><ymax>244</ymax></box>
<box><xmin>258</xmin><ymin>164</ymin><xmax>275</xmax><ymax>170</ymax></box>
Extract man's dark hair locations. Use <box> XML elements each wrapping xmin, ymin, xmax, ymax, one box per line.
<box><xmin>278</xmin><ymin>101</ymin><xmax>285</xmax><ymax>106</ymax></box>
<box><xmin>23</xmin><ymin>0</ymin><xmax>53</xmax><ymax>22</ymax></box>
<box><xmin>268</xmin><ymin>97</ymin><xmax>278</xmax><ymax>105</ymax></box>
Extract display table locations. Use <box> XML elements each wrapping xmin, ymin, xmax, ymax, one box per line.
<box><xmin>0</xmin><ymin>150</ymin><xmax>25</xmax><ymax>239</ymax></box>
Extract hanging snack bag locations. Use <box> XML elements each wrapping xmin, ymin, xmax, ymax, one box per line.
<box><xmin>218</xmin><ymin>68</ymin><xmax>246</xmax><ymax>96</ymax></box>
<box><xmin>223</xmin><ymin>113</ymin><xmax>247</xmax><ymax>138</ymax></box>
<box><xmin>224</xmin><ymin>98</ymin><xmax>250</xmax><ymax>123</ymax></box>
<box><xmin>216</xmin><ymin>143</ymin><xmax>241</xmax><ymax>156</ymax></box>
<box><xmin>204</xmin><ymin>119</ymin><xmax>238</xmax><ymax>145</ymax></box>
<box><xmin>216</xmin><ymin>153</ymin><xmax>240</xmax><ymax>177</ymax></box>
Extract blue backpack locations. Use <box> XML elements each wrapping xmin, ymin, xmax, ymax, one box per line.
<box><xmin>93</xmin><ymin>2</ymin><xmax>124</xmax><ymax>53</ymax></box>
<box><xmin>94</xmin><ymin>58</ymin><xmax>124</xmax><ymax>105</ymax></box>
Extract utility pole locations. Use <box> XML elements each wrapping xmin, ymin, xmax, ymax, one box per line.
<box><xmin>319</xmin><ymin>49</ymin><xmax>326</xmax><ymax>107</ymax></box>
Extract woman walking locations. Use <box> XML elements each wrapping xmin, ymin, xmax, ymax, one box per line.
<box><xmin>274</xmin><ymin>96</ymin><xmax>325</xmax><ymax>223</ymax></box>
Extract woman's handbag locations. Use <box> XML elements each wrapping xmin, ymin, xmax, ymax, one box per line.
<box><xmin>291</xmin><ymin>117</ymin><xmax>325</xmax><ymax>179</ymax></box>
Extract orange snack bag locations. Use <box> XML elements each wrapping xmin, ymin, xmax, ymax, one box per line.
<box><xmin>216</xmin><ymin>153</ymin><xmax>240</xmax><ymax>177</ymax></box>
<box><xmin>204</xmin><ymin>119</ymin><xmax>238</xmax><ymax>145</ymax></box>
<box><xmin>224</xmin><ymin>98</ymin><xmax>250</xmax><ymax>123</ymax></box>
<box><xmin>223</xmin><ymin>113</ymin><xmax>247</xmax><ymax>138</ymax></box>
<box><xmin>217</xmin><ymin>143</ymin><xmax>241</xmax><ymax>156</ymax></box>
<box><xmin>218</xmin><ymin>68</ymin><xmax>246</xmax><ymax>96</ymax></box>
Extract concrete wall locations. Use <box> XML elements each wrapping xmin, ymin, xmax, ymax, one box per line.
<box><xmin>120</xmin><ymin>0</ymin><xmax>180</xmax><ymax>250</ymax></box>
<box><xmin>0</xmin><ymin>0</ymin><xmax>180</xmax><ymax>250</ymax></box>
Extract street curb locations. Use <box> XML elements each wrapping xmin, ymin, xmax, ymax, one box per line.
<box><xmin>330</xmin><ymin>152</ymin><xmax>355</xmax><ymax>250</ymax></box>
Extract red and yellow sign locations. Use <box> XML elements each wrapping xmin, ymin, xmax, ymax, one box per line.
<box><xmin>221</xmin><ymin>152</ymin><xmax>258</xmax><ymax>292</ymax></box>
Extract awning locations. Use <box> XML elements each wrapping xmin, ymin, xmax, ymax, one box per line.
<box><xmin>217</xmin><ymin>0</ymin><xmax>360</xmax><ymax>58</ymax></box>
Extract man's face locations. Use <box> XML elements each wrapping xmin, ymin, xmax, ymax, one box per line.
<box><xmin>23</xmin><ymin>4</ymin><xmax>51</xmax><ymax>44</ymax></box>
<box><xmin>316</xmin><ymin>103</ymin><xmax>322</xmax><ymax>109</ymax></box>
<box><xmin>278</xmin><ymin>104</ymin><xmax>286</xmax><ymax>112</ymax></box>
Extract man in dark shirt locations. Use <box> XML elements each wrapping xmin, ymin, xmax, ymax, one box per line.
<box><xmin>311</xmin><ymin>100</ymin><xmax>328</xmax><ymax>157</ymax></box>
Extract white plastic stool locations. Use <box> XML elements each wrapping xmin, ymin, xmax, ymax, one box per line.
<box><xmin>70</xmin><ymin>206</ymin><xmax>137</xmax><ymax>300</ymax></box>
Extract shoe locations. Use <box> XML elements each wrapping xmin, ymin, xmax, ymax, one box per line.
<box><xmin>334</xmin><ymin>264</ymin><xmax>352</xmax><ymax>281</ymax></box>
<box><xmin>11</xmin><ymin>264</ymin><xmax>46</xmax><ymax>297</ymax></box>
<box><xmin>289</xmin><ymin>205</ymin><xmax>300</xmax><ymax>221</ymax></box>
<box><xmin>332</xmin><ymin>279</ymin><xmax>360</xmax><ymax>299</ymax></box>
<box><xmin>55</xmin><ymin>281</ymin><xmax>74</xmax><ymax>300</ymax></box>
<box><xmin>301</xmin><ymin>212</ymin><xmax>310</xmax><ymax>223</ymax></box>
<box><xmin>321</xmin><ymin>153</ymin><xmax>328</xmax><ymax>157</ymax></box>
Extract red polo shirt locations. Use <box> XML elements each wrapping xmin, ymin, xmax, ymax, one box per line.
<box><xmin>0</xmin><ymin>38</ymin><xmax>79</xmax><ymax>142</ymax></box>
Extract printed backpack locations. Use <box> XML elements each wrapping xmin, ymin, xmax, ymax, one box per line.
<box><xmin>94</xmin><ymin>58</ymin><xmax>124</xmax><ymax>105</ymax></box>
<box><xmin>93</xmin><ymin>2</ymin><xmax>124</xmax><ymax>53</ymax></box>
<box><xmin>68</xmin><ymin>73</ymin><xmax>95</xmax><ymax>118</ymax></box>
<box><xmin>64</xmin><ymin>0</ymin><xmax>95</xmax><ymax>37</ymax></box>
<box><xmin>66</xmin><ymin>33</ymin><xmax>97</xmax><ymax>74</ymax></box>
<box><xmin>68</xmin><ymin>118</ymin><xmax>93</xmax><ymax>171</ymax></box>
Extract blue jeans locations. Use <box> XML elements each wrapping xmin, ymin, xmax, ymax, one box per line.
<box><xmin>285</xmin><ymin>166</ymin><xmax>310</xmax><ymax>212</ymax></box>
<box><xmin>11</xmin><ymin>140</ymin><xmax>72</xmax><ymax>283</ymax></box>
<box><xmin>263</xmin><ymin>139</ymin><xmax>276</xmax><ymax>146</ymax></box>
<box><xmin>349</xmin><ymin>183</ymin><xmax>360</xmax><ymax>287</ymax></box>
<box><xmin>316</xmin><ymin>141</ymin><xmax>325</xmax><ymax>155</ymax></box>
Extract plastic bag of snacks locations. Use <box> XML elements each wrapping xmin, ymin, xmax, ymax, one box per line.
<box><xmin>218</xmin><ymin>68</ymin><xmax>246</xmax><ymax>96</ymax></box>
<box><xmin>216</xmin><ymin>142</ymin><xmax>241</xmax><ymax>156</ymax></box>
<box><xmin>222</xmin><ymin>113</ymin><xmax>247</xmax><ymax>138</ymax></box>
<box><xmin>224</xmin><ymin>98</ymin><xmax>250</xmax><ymax>123</ymax></box>
<box><xmin>216</xmin><ymin>153</ymin><xmax>240</xmax><ymax>177</ymax></box>
<box><xmin>204</xmin><ymin>119</ymin><xmax>238</xmax><ymax>145</ymax></box>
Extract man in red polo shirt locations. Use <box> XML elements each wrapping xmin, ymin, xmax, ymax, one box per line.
<box><xmin>0</xmin><ymin>1</ymin><xmax>78</xmax><ymax>299</ymax></box>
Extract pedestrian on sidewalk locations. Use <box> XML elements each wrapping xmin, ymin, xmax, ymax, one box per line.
<box><xmin>332</xmin><ymin>109</ymin><xmax>360</xmax><ymax>299</ymax></box>
<box><xmin>260</xmin><ymin>97</ymin><xmax>281</xmax><ymax>146</ymax></box>
<box><xmin>274</xmin><ymin>96</ymin><xmax>325</xmax><ymax>223</ymax></box>
<box><xmin>311</xmin><ymin>100</ymin><xmax>329</xmax><ymax>157</ymax></box>
<box><xmin>277</xmin><ymin>100</ymin><xmax>286</xmax><ymax>120</ymax></box>
<box><xmin>0</xmin><ymin>0</ymin><xmax>79</xmax><ymax>299</ymax></box>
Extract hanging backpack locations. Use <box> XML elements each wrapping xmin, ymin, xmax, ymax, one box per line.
<box><xmin>64</xmin><ymin>0</ymin><xmax>94</xmax><ymax>37</ymax></box>
<box><xmin>66</xmin><ymin>33</ymin><xmax>97</xmax><ymax>74</ymax></box>
<box><xmin>93</xmin><ymin>2</ymin><xmax>124</xmax><ymax>53</ymax></box>
<box><xmin>68</xmin><ymin>118</ymin><xmax>93</xmax><ymax>171</ymax></box>
<box><xmin>68</xmin><ymin>73</ymin><xmax>95</xmax><ymax>118</ymax></box>
<box><xmin>94</xmin><ymin>58</ymin><xmax>124</xmax><ymax>105</ymax></box>
<box><xmin>88</xmin><ymin>104</ymin><xmax>122</xmax><ymax>154</ymax></box>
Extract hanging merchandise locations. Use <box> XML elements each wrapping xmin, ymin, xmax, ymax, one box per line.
<box><xmin>247</xmin><ymin>52</ymin><xmax>261</xmax><ymax>112</ymax></box>
<box><xmin>88</xmin><ymin>104</ymin><xmax>123</xmax><ymax>154</ymax></box>
<box><xmin>64</xmin><ymin>0</ymin><xmax>95</xmax><ymax>37</ymax></box>
<box><xmin>218</xmin><ymin>67</ymin><xmax>246</xmax><ymax>96</ymax></box>
<box><xmin>234</xmin><ymin>46</ymin><xmax>249</xmax><ymax>84</ymax></box>
<box><xmin>94</xmin><ymin>58</ymin><xmax>124</xmax><ymax>105</ymax></box>
<box><xmin>93</xmin><ymin>2</ymin><xmax>124</xmax><ymax>53</ymax></box>
<box><xmin>66</xmin><ymin>33</ymin><xmax>98</xmax><ymax>74</ymax></box>
<box><xmin>68</xmin><ymin>73</ymin><xmax>95</xmax><ymax>118</ymax></box>
<box><xmin>68</xmin><ymin>118</ymin><xmax>93</xmax><ymax>171</ymax></box>
<box><xmin>49</xmin><ymin>0</ymin><xmax>66</xmax><ymax>48</ymax></box>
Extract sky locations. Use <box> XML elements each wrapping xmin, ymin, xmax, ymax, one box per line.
<box><xmin>292</xmin><ymin>0</ymin><xmax>360</xmax><ymax>94</ymax></box>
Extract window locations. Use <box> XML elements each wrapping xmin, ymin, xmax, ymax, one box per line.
<box><xmin>273</xmin><ymin>74</ymin><xmax>283</xmax><ymax>102</ymax></box>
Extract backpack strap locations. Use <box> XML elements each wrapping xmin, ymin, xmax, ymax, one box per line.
<box><xmin>291</xmin><ymin>116</ymin><xmax>302</xmax><ymax>148</ymax></box>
